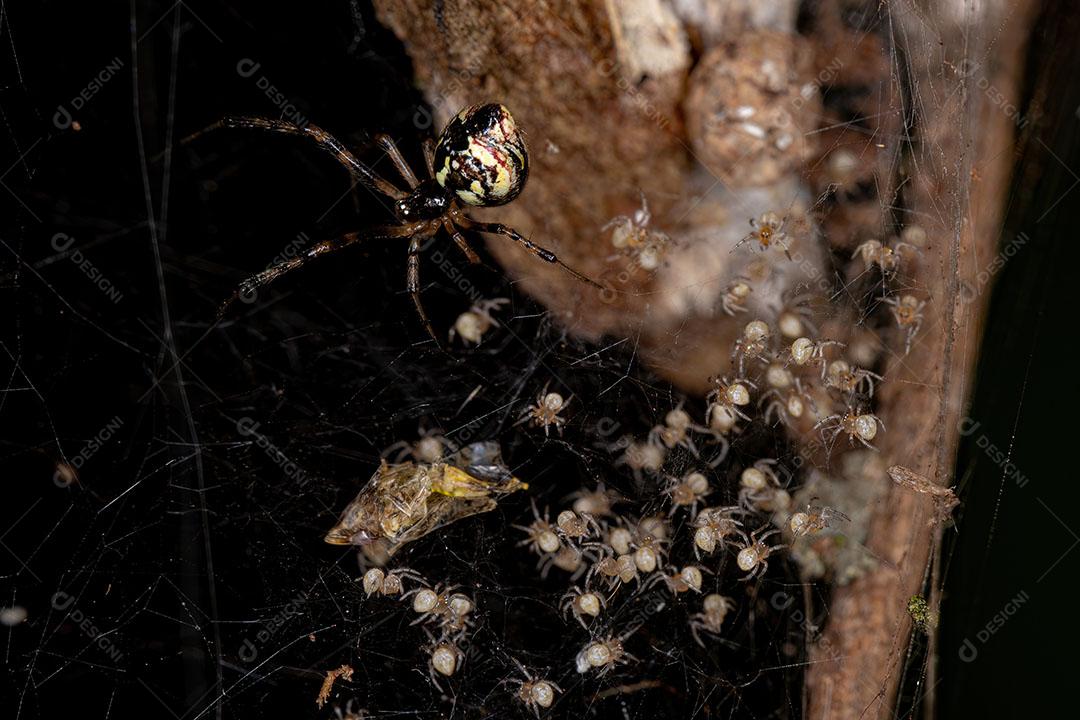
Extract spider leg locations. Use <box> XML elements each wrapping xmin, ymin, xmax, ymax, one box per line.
<box><xmin>187</xmin><ymin>116</ymin><xmax>408</xmax><ymax>200</ymax></box>
<box><xmin>374</xmin><ymin>134</ymin><xmax>420</xmax><ymax>189</ymax></box>
<box><xmin>856</xmin><ymin>434</ymin><xmax>878</xmax><ymax>451</ymax></box>
<box><xmin>459</xmin><ymin>219</ymin><xmax>603</xmax><ymax>290</ymax></box>
<box><xmin>407</xmin><ymin>235</ymin><xmax>439</xmax><ymax>343</ymax></box>
<box><xmin>422</xmin><ymin>139</ymin><xmax>436</xmax><ymax>177</ymax></box>
<box><xmin>729</xmin><ymin>236</ymin><xmax>754</xmax><ymax>254</ymax></box>
<box><xmin>442</xmin><ymin>218</ymin><xmax>481</xmax><ymax>264</ymax></box>
<box><xmin>778</xmin><ymin>239</ymin><xmax>794</xmax><ymax>261</ymax></box>
<box><xmin>219</xmin><ymin>222</ymin><xmax>428</xmax><ymax>316</ymax></box>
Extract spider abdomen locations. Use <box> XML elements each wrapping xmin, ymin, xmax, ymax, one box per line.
<box><xmin>433</xmin><ymin>103</ymin><xmax>529</xmax><ymax>207</ymax></box>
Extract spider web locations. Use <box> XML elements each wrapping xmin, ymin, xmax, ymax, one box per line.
<box><xmin>1</xmin><ymin>1</ymin><xmax>1070</xmax><ymax>719</ymax></box>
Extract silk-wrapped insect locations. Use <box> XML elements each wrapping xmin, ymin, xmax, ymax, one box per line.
<box><xmin>324</xmin><ymin>441</ymin><xmax>527</xmax><ymax>557</ymax></box>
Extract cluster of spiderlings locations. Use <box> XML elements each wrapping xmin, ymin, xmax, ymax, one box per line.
<box><xmin>852</xmin><ymin>225</ymin><xmax>929</xmax><ymax>355</ymax></box>
<box><xmin>514</xmin><ymin>487</ymin><xmax>738</xmax><ymax>675</ymax></box>
<box><xmin>701</xmin><ymin>316</ymin><xmax>888</xmax><ymax>453</ymax></box>
<box><xmin>351</xmin><ymin>299</ymin><xmax>889</xmax><ymax>709</ymax></box>
<box><xmin>343</xmin><ymin>211</ymin><xmax>924</xmax><ymax>711</ymax></box>
<box><xmin>359</xmin><ymin>567</ymin><xmax>475</xmax><ymax>687</ymax></box>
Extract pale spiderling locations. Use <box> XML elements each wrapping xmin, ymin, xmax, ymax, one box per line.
<box><xmin>735</xmin><ymin>526</ymin><xmax>784</xmax><ymax>581</ymax></box>
<box><xmin>606</xmin><ymin>525</ymin><xmax>634</xmax><ymax>556</ymax></box>
<box><xmin>644</xmin><ymin>564</ymin><xmax>706</xmax><ymax>595</ymax></box>
<box><xmin>428</xmin><ymin>638</ymin><xmax>465</xmax><ymax>688</ymax></box>
<box><xmin>761</xmin><ymin>377</ymin><xmax>816</xmax><ymax>428</ymax></box>
<box><xmin>405</xmin><ymin>582</ymin><xmax>459</xmax><ymax>626</ymax></box>
<box><xmin>518</xmin><ymin>386</ymin><xmax>573</xmax><ymax>436</ymax></box>
<box><xmin>664</xmin><ymin>471</ymin><xmax>711</xmax><ymax>516</ymax></box>
<box><xmin>692</xmin><ymin>505</ymin><xmax>745</xmax><ymax>558</ymax></box>
<box><xmin>560</xmin><ymin>586</ymin><xmax>606</xmax><ymax>629</ymax></box>
<box><xmin>630</xmin><ymin>530</ymin><xmax>668</xmax><ymax>573</ymax></box>
<box><xmin>732</xmin><ymin>319</ymin><xmax>773</xmax><ymax>375</ymax></box>
<box><xmin>440</xmin><ymin>592</ymin><xmax>475</xmax><ymax>635</ymax></box>
<box><xmin>763</xmin><ymin>362</ymin><xmax>794</xmax><ymax>391</ymax></box>
<box><xmin>787</xmin><ymin>336</ymin><xmax>844</xmax><ymax>370</ymax></box>
<box><xmin>823</xmin><ymin>359</ymin><xmax>883</xmax><ymax>398</ymax></box>
<box><xmin>885</xmin><ymin>294</ymin><xmax>926</xmax><ymax>355</ymax></box>
<box><xmin>509</xmin><ymin>660</ymin><xmax>562</xmax><ymax>717</ymax></box>
<box><xmin>853</xmin><ymin>237</ymin><xmax>918</xmax><ymax>274</ymax></box>
<box><xmin>616</xmin><ymin>437</ymin><xmax>668</xmax><ymax>479</ymax></box>
<box><xmin>721</xmin><ymin>276</ymin><xmax>753</xmax><ymax>316</ymax></box>
<box><xmin>555</xmin><ymin>509</ymin><xmax>602</xmax><ymax>544</ymax></box>
<box><xmin>539</xmin><ymin>545</ymin><xmax>587</xmax><ymax>580</ymax></box>
<box><xmin>733</xmin><ymin>211</ymin><xmax>792</xmax><ymax>260</ymax></box>
<box><xmin>604</xmin><ymin>192</ymin><xmax>671</xmax><ymax>272</ymax></box>
<box><xmin>901</xmin><ymin>224</ymin><xmax>928</xmax><ymax>247</ymax></box>
<box><xmin>649</xmin><ymin>405</ymin><xmax>702</xmax><ymax>455</ymax></box>
<box><xmin>814</xmin><ymin>406</ymin><xmax>885</xmax><ymax>450</ymax></box>
<box><xmin>361</xmin><ymin>567</ymin><xmax>424</xmax><ymax>598</ymax></box>
<box><xmin>689</xmin><ymin>594</ymin><xmax>735</xmax><ymax>646</ymax></box>
<box><xmin>382</xmin><ymin>425</ymin><xmax>456</xmax><ymax>464</ymax></box>
<box><xmin>700</xmin><ymin>402</ymin><xmax>739</xmax><ymax>462</ymax></box>
<box><xmin>514</xmin><ymin>501</ymin><xmax>562</xmax><ymax>557</ymax></box>
<box><xmin>789</xmin><ymin>503</ymin><xmax>851</xmax><ymax>538</ymax></box>
<box><xmin>586</xmin><ymin>549</ymin><xmax>639</xmax><ymax>590</ymax></box>
<box><xmin>707</xmin><ymin>375</ymin><xmax>756</xmax><ymax>423</ymax></box>
<box><xmin>568</xmin><ymin>482</ymin><xmax>622</xmax><ymax>518</ymax></box>
<box><xmin>448</xmin><ymin>297</ymin><xmax>510</xmax><ymax>345</ymax></box>
<box><xmin>637</xmin><ymin>515</ymin><xmax>671</xmax><ymax>544</ymax></box>
<box><xmin>737</xmin><ymin>459</ymin><xmax>782</xmax><ymax>510</ymax></box>
<box><xmin>575</xmin><ymin>635</ymin><xmax>635</xmax><ymax>675</ymax></box>
<box><xmin>775</xmin><ymin>290</ymin><xmax>820</xmax><ymax>339</ymax></box>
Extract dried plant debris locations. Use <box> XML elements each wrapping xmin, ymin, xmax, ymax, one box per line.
<box><xmin>316</xmin><ymin>664</ymin><xmax>354</xmax><ymax>709</ymax></box>
<box><xmin>888</xmin><ymin>464</ymin><xmax>960</xmax><ymax>525</ymax></box>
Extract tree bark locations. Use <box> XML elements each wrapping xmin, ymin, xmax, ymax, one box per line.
<box><xmin>805</xmin><ymin>3</ymin><xmax>1040</xmax><ymax>717</ymax></box>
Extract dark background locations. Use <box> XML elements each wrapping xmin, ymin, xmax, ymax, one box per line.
<box><xmin>0</xmin><ymin>1</ymin><xmax>1075</xmax><ymax>718</ymax></box>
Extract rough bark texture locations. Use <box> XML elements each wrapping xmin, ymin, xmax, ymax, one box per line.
<box><xmin>370</xmin><ymin>0</ymin><xmax>1037</xmax><ymax>716</ymax></box>
<box><xmin>805</xmin><ymin>3</ymin><xmax>1040</xmax><ymax>717</ymax></box>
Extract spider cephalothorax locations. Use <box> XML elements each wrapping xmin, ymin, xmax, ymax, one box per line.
<box><xmin>186</xmin><ymin>102</ymin><xmax>594</xmax><ymax>340</ymax></box>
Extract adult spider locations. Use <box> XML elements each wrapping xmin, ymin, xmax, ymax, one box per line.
<box><xmin>191</xmin><ymin>103</ymin><xmax>598</xmax><ymax>339</ymax></box>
